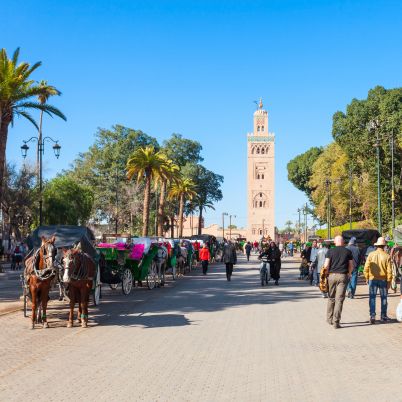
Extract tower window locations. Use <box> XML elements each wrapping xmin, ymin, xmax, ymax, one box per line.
<box><xmin>261</xmin><ymin>126</ymin><xmax>264</xmax><ymax>131</ymax></box>
<box><xmin>256</xmin><ymin>147</ymin><xmax>260</xmax><ymax>154</ymax></box>
<box><xmin>257</xmin><ymin>126</ymin><xmax>260</xmax><ymax>132</ymax></box>
<box><xmin>262</xmin><ymin>174</ymin><xmax>264</xmax><ymax>179</ymax></box>
<box><xmin>260</xmin><ymin>193</ymin><xmax>262</xmax><ymax>197</ymax></box>
<box><xmin>259</xmin><ymin>201</ymin><xmax>262</xmax><ymax>207</ymax></box>
<box><xmin>261</xmin><ymin>148</ymin><xmax>265</xmax><ymax>154</ymax></box>
<box><xmin>259</xmin><ymin>230</ymin><xmax>263</xmax><ymax>235</ymax></box>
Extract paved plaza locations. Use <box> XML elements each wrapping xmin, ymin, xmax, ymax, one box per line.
<box><xmin>0</xmin><ymin>255</ymin><xmax>401</xmax><ymax>402</ymax></box>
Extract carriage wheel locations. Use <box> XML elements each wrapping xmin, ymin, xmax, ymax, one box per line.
<box><xmin>147</xmin><ymin>261</ymin><xmax>157</xmax><ymax>290</ymax></box>
<box><xmin>93</xmin><ymin>284</ymin><xmax>101</xmax><ymax>306</ymax></box>
<box><xmin>122</xmin><ymin>269</ymin><xmax>133</xmax><ymax>295</ymax></box>
<box><xmin>109</xmin><ymin>283</ymin><xmax>118</xmax><ymax>290</ymax></box>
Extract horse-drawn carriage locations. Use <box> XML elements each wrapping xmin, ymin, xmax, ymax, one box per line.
<box><xmin>96</xmin><ymin>237</ymin><xmax>168</xmax><ymax>293</ymax></box>
<box><xmin>22</xmin><ymin>225</ymin><xmax>101</xmax><ymax>329</ymax></box>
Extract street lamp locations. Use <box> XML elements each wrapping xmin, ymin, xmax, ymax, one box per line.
<box><xmin>222</xmin><ymin>212</ymin><xmax>228</xmax><ymax>240</ymax></box>
<box><xmin>368</xmin><ymin>120</ymin><xmax>382</xmax><ymax>234</ymax></box>
<box><xmin>21</xmin><ymin>136</ymin><xmax>61</xmax><ymax>226</ymax></box>
<box><xmin>229</xmin><ymin>214</ymin><xmax>236</xmax><ymax>240</ymax></box>
<box><xmin>262</xmin><ymin>218</ymin><xmax>265</xmax><ymax>239</ymax></box>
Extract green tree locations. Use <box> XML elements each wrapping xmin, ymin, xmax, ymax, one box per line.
<box><xmin>168</xmin><ymin>177</ymin><xmax>197</xmax><ymax>237</ymax></box>
<box><xmin>182</xmin><ymin>163</ymin><xmax>223</xmax><ymax>235</ymax></box>
<box><xmin>156</xmin><ymin>157</ymin><xmax>180</xmax><ymax>236</ymax></box>
<box><xmin>0</xmin><ymin>48</ymin><xmax>66</xmax><ymax>202</ymax></box>
<box><xmin>2</xmin><ymin>163</ymin><xmax>37</xmax><ymax>239</ymax></box>
<box><xmin>287</xmin><ymin>147</ymin><xmax>323</xmax><ymax>198</ymax></box>
<box><xmin>43</xmin><ymin>176</ymin><xmax>94</xmax><ymax>225</ymax></box>
<box><xmin>126</xmin><ymin>146</ymin><xmax>167</xmax><ymax>236</ymax></box>
<box><xmin>68</xmin><ymin>125</ymin><xmax>158</xmax><ymax>232</ymax></box>
<box><xmin>162</xmin><ymin>133</ymin><xmax>203</xmax><ymax>167</ymax></box>
<box><xmin>332</xmin><ymin>86</ymin><xmax>402</xmax><ymax>229</ymax></box>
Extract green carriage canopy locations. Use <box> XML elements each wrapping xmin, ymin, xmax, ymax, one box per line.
<box><xmin>27</xmin><ymin>225</ymin><xmax>97</xmax><ymax>258</ymax></box>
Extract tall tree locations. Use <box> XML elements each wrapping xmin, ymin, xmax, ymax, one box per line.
<box><xmin>332</xmin><ymin>86</ymin><xmax>402</xmax><ymax>228</ymax></box>
<box><xmin>162</xmin><ymin>133</ymin><xmax>203</xmax><ymax>167</ymax></box>
<box><xmin>182</xmin><ymin>163</ymin><xmax>223</xmax><ymax>234</ymax></box>
<box><xmin>126</xmin><ymin>146</ymin><xmax>166</xmax><ymax>236</ymax></box>
<box><xmin>287</xmin><ymin>147</ymin><xmax>323</xmax><ymax>199</ymax></box>
<box><xmin>168</xmin><ymin>177</ymin><xmax>197</xmax><ymax>237</ymax></box>
<box><xmin>68</xmin><ymin>125</ymin><xmax>158</xmax><ymax>233</ymax></box>
<box><xmin>43</xmin><ymin>176</ymin><xmax>94</xmax><ymax>225</ymax></box>
<box><xmin>2</xmin><ymin>163</ymin><xmax>37</xmax><ymax>239</ymax></box>
<box><xmin>0</xmin><ymin>48</ymin><xmax>66</xmax><ymax>202</ymax></box>
<box><xmin>156</xmin><ymin>157</ymin><xmax>180</xmax><ymax>236</ymax></box>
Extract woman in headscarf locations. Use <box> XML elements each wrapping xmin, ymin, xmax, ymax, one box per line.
<box><xmin>268</xmin><ymin>241</ymin><xmax>282</xmax><ymax>285</ymax></box>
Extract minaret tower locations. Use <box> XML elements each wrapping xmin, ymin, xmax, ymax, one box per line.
<box><xmin>247</xmin><ymin>98</ymin><xmax>275</xmax><ymax>241</ymax></box>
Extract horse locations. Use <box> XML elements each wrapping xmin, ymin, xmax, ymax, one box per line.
<box><xmin>62</xmin><ymin>248</ymin><xmax>96</xmax><ymax>328</ymax></box>
<box><xmin>390</xmin><ymin>245</ymin><xmax>402</xmax><ymax>292</ymax></box>
<box><xmin>24</xmin><ymin>236</ymin><xmax>56</xmax><ymax>329</ymax></box>
<box><xmin>154</xmin><ymin>245</ymin><xmax>168</xmax><ymax>286</ymax></box>
<box><xmin>176</xmin><ymin>247</ymin><xmax>188</xmax><ymax>277</ymax></box>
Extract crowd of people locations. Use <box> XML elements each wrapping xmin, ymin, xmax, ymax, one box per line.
<box><xmin>298</xmin><ymin>235</ymin><xmax>400</xmax><ymax>327</ymax></box>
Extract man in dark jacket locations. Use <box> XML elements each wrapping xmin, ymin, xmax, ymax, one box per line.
<box><xmin>221</xmin><ymin>241</ymin><xmax>237</xmax><ymax>281</ymax></box>
<box><xmin>268</xmin><ymin>241</ymin><xmax>282</xmax><ymax>285</ymax></box>
<box><xmin>245</xmin><ymin>242</ymin><xmax>252</xmax><ymax>261</ymax></box>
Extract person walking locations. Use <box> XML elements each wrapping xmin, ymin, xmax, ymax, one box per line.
<box><xmin>288</xmin><ymin>242</ymin><xmax>294</xmax><ymax>257</ymax></box>
<box><xmin>323</xmin><ymin>235</ymin><xmax>353</xmax><ymax>329</ymax></box>
<box><xmin>221</xmin><ymin>241</ymin><xmax>237</xmax><ymax>281</ymax></box>
<box><xmin>363</xmin><ymin>237</ymin><xmax>393</xmax><ymax>324</ymax></box>
<box><xmin>199</xmin><ymin>244</ymin><xmax>211</xmax><ymax>275</ymax></box>
<box><xmin>346</xmin><ymin>237</ymin><xmax>362</xmax><ymax>299</ymax></box>
<box><xmin>268</xmin><ymin>241</ymin><xmax>281</xmax><ymax>285</ymax></box>
<box><xmin>245</xmin><ymin>241</ymin><xmax>252</xmax><ymax>262</ymax></box>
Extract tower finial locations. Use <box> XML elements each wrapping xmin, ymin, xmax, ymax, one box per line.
<box><xmin>259</xmin><ymin>97</ymin><xmax>263</xmax><ymax>109</ymax></box>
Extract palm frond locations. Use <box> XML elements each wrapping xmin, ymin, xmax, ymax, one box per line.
<box><xmin>15</xmin><ymin>110</ymin><xmax>39</xmax><ymax>130</ymax></box>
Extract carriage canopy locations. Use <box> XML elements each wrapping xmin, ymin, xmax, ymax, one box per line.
<box><xmin>27</xmin><ymin>225</ymin><xmax>97</xmax><ymax>258</ymax></box>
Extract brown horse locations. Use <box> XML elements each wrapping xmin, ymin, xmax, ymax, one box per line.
<box><xmin>62</xmin><ymin>249</ymin><xmax>96</xmax><ymax>328</ymax></box>
<box><xmin>24</xmin><ymin>236</ymin><xmax>56</xmax><ymax>329</ymax></box>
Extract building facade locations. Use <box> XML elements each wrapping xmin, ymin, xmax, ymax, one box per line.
<box><xmin>247</xmin><ymin>99</ymin><xmax>275</xmax><ymax>241</ymax></box>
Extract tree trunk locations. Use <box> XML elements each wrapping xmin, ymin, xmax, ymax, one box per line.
<box><xmin>0</xmin><ymin>116</ymin><xmax>10</xmax><ymax>207</ymax></box>
<box><xmin>170</xmin><ymin>216</ymin><xmax>175</xmax><ymax>238</ymax></box>
<box><xmin>157</xmin><ymin>180</ymin><xmax>166</xmax><ymax>236</ymax></box>
<box><xmin>198</xmin><ymin>205</ymin><xmax>203</xmax><ymax>235</ymax></box>
<box><xmin>178</xmin><ymin>194</ymin><xmax>184</xmax><ymax>238</ymax></box>
<box><xmin>142</xmin><ymin>173</ymin><xmax>151</xmax><ymax>236</ymax></box>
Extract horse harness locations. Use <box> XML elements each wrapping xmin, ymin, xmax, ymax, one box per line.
<box><xmin>67</xmin><ymin>252</ymin><xmax>94</xmax><ymax>281</ymax></box>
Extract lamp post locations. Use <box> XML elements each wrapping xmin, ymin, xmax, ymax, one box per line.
<box><xmin>325</xmin><ymin>179</ymin><xmax>331</xmax><ymax>240</ymax></box>
<box><xmin>297</xmin><ymin>208</ymin><xmax>301</xmax><ymax>240</ymax></box>
<box><xmin>303</xmin><ymin>203</ymin><xmax>308</xmax><ymax>242</ymax></box>
<box><xmin>390</xmin><ymin>131</ymin><xmax>395</xmax><ymax>230</ymax></box>
<box><xmin>21</xmin><ymin>136</ymin><xmax>61</xmax><ymax>226</ymax></box>
<box><xmin>229</xmin><ymin>214</ymin><xmax>236</xmax><ymax>240</ymax></box>
<box><xmin>222</xmin><ymin>212</ymin><xmax>228</xmax><ymax>240</ymax></box>
<box><xmin>262</xmin><ymin>218</ymin><xmax>265</xmax><ymax>239</ymax></box>
<box><xmin>368</xmin><ymin>121</ymin><xmax>382</xmax><ymax>234</ymax></box>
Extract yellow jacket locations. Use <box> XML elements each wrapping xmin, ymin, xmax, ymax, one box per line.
<box><xmin>363</xmin><ymin>248</ymin><xmax>393</xmax><ymax>282</ymax></box>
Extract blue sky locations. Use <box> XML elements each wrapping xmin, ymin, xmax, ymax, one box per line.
<box><xmin>2</xmin><ymin>0</ymin><xmax>402</xmax><ymax>229</ymax></box>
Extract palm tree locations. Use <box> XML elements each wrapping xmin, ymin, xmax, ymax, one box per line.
<box><xmin>156</xmin><ymin>157</ymin><xmax>180</xmax><ymax>236</ymax></box>
<box><xmin>196</xmin><ymin>198</ymin><xmax>215</xmax><ymax>235</ymax></box>
<box><xmin>126</xmin><ymin>146</ymin><xmax>166</xmax><ymax>236</ymax></box>
<box><xmin>168</xmin><ymin>177</ymin><xmax>197</xmax><ymax>237</ymax></box>
<box><xmin>0</xmin><ymin>48</ymin><xmax>66</xmax><ymax>203</ymax></box>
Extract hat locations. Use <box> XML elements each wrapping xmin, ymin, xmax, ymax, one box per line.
<box><xmin>348</xmin><ymin>237</ymin><xmax>357</xmax><ymax>246</ymax></box>
<box><xmin>374</xmin><ymin>237</ymin><xmax>387</xmax><ymax>246</ymax></box>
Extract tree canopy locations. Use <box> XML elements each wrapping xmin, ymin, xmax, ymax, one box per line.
<box><xmin>43</xmin><ymin>176</ymin><xmax>94</xmax><ymax>225</ymax></box>
<box><xmin>287</xmin><ymin>147</ymin><xmax>323</xmax><ymax>199</ymax></box>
